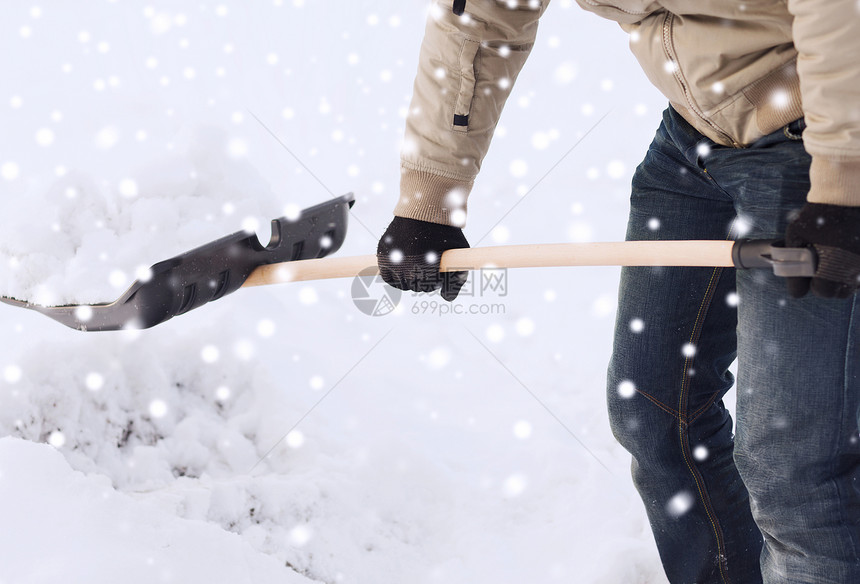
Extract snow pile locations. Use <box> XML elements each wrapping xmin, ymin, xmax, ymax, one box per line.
<box><xmin>0</xmin><ymin>127</ymin><xmax>285</xmax><ymax>305</ymax></box>
<box><xmin>0</xmin><ymin>437</ymin><xmax>308</xmax><ymax>584</ymax></box>
<box><xmin>0</xmin><ymin>313</ymin><xmax>666</xmax><ymax>583</ymax></box>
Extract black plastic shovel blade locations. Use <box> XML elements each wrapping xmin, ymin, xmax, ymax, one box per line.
<box><xmin>1</xmin><ymin>193</ymin><xmax>355</xmax><ymax>332</ymax></box>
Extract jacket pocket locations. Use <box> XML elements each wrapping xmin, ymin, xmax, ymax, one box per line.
<box><xmin>453</xmin><ymin>39</ymin><xmax>481</xmax><ymax>133</ymax></box>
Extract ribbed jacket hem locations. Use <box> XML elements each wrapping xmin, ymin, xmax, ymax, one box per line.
<box><xmin>393</xmin><ymin>165</ymin><xmax>474</xmax><ymax>227</ymax></box>
<box><xmin>807</xmin><ymin>156</ymin><xmax>860</xmax><ymax>207</ymax></box>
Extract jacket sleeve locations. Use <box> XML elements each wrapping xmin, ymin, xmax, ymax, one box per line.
<box><xmin>395</xmin><ymin>0</ymin><xmax>550</xmax><ymax>226</ymax></box>
<box><xmin>787</xmin><ymin>0</ymin><xmax>860</xmax><ymax>207</ymax></box>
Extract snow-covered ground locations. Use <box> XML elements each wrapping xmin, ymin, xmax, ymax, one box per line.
<box><xmin>0</xmin><ymin>1</ymin><xmax>678</xmax><ymax>582</ymax></box>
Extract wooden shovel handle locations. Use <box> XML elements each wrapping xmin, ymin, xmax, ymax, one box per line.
<box><xmin>439</xmin><ymin>240</ymin><xmax>735</xmax><ymax>271</ymax></box>
<box><xmin>242</xmin><ymin>240</ymin><xmax>735</xmax><ymax>288</ymax></box>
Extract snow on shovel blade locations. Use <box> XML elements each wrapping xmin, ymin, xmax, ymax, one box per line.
<box><xmin>0</xmin><ymin>194</ymin><xmax>355</xmax><ymax>332</ymax></box>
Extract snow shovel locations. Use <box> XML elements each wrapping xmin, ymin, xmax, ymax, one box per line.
<box><xmin>0</xmin><ymin>193</ymin><xmax>815</xmax><ymax>332</ymax></box>
<box><xmin>0</xmin><ymin>194</ymin><xmax>356</xmax><ymax>331</ymax></box>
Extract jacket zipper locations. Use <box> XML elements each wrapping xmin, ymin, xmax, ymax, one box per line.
<box><xmin>661</xmin><ymin>13</ymin><xmax>740</xmax><ymax>148</ymax></box>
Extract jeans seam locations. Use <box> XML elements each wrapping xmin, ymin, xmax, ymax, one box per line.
<box><xmin>688</xmin><ymin>390</ymin><xmax>724</xmax><ymax>426</ymax></box>
<box><xmin>635</xmin><ymin>387</ymin><xmax>723</xmax><ymax>428</ymax></box>
<box><xmin>678</xmin><ymin>266</ymin><xmax>732</xmax><ymax>584</ymax></box>
<box><xmin>634</xmin><ymin>389</ymin><xmax>686</xmax><ymax>424</ymax></box>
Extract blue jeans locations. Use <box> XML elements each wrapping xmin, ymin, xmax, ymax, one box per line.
<box><xmin>608</xmin><ymin>107</ymin><xmax>860</xmax><ymax>583</ymax></box>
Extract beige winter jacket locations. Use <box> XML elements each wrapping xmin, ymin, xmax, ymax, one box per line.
<box><xmin>394</xmin><ymin>0</ymin><xmax>860</xmax><ymax>227</ymax></box>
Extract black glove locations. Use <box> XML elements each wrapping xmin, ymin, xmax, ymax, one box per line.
<box><xmin>377</xmin><ymin>216</ymin><xmax>469</xmax><ymax>302</ymax></box>
<box><xmin>784</xmin><ymin>202</ymin><xmax>860</xmax><ymax>298</ymax></box>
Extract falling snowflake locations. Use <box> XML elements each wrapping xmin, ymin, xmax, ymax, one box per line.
<box><xmin>531</xmin><ymin>132</ymin><xmax>551</xmax><ymax>150</ymax></box>
<box><xmin>299</xmin><ymin>287</ymin><xmax>318</xmax><ymax>305</ymax></box>
<box><xmin>35</xmin><ymin>128</ymin><xmax>55</xmax><ymax>147</ymax></box>
<box><xmin>234</xmin><ymin>339</ymin><xmax>255</xmax><ymax>361</ymax></box>
<box><xmin>227</xmin><ymin>138</ymin><xmax>249</xmax><ymax>158</ymax></box>
<box><xmin>85</xmin><ymin>372</ymin><xmax>104</xmax><ymax>391</ymax></box>
<box><xmin>554</xmin><ymin>62</ymin><xmax>578</xmax><ymax>85</ymax></box>
<box><xmin>591</xmin><ymin>294</ymin><xmax>615</xmax><ymax>318</ymax></box>
<box><xmin>606</xmin><ymin>160</ymin><xmax>626</xmax><ymax>179</ymax></box>
<box><xmin>491</xmin><ymin>225</ymin><xmax>510</xmax><ymax>243</ymax></box>
<box><xmin>257</xmin><ymin>319</ymin><xmax>276</xmax><ymax>338</ymax></box>
<box><xmin>617</xmin><ymin>380</ymin><xmax>636</xmax><ymax>399</ymax></box>
<box><xmin>201</xmin><ymin>345</ymin><xmax>220</xmax><ymax>363</ymax></box>
<box><xmin>513</xmin><ymin>420</ymin><xmax>532</xmax><ymax>439</ymax></box>
<box><xmin>1</xmin><ymin>162</ymin><xmax>20</xmax><ymax>181</ymax></box>
<box><xmin>568</xmin><ymin>221</ymin><xmax>593</xmax><ymax>243</ymax></box>
<box><xmin>135</xmin><ymin>266</ymin><xmax>153</xmax><ymax>283</ymax></box>
<box><xmin>450</xmin><ymin>209</ymin><xmax>467</xmax><ymax>227</ymax></box>
<box><xmin>149</xmin><ymin>399</ymin><xmax>168</xmax><ymax>418</ymax></box>
<box><xmin>486</xmin><ymin>324</ymin><xmax>505</xmax><ymax>343</ymax></box>
<box><xmin>286</xmin><ymin>430</ymin><xmax>305</xmax><ymax>449</ymax></box>
<box><xmin>667</xmin><ymin>491</ymin><xmax>695</xmax><ymax>518</ymax></box>
<box><xmin>515</xmin><ymin>318</ymin><xmax>535</xmax><ymax>336</ymax></box>
<box><xmin>118</xmin><ymin>178</ymin><xmax>138</xmax><ymax>198</ymax></box>
<box><xmin>503</xmin><ymin>474</ymin><xmax>528</xmax><ymax>497</ymax></box>
<box><xmin>75</xmin><ymin>306</ymin><xmax>94</xmax><ymax>322</ymax></box>
<box><xmin>95</xmin><ymin>126</ymin><xmax>120</xmax><ymax>149</ymax></box>
<box><xmin>427</xmin><ymin>347</ymin><xmax>451</xmax><ymax>369</ymax></box>
<box><xmin>109</xmin><ymin>270</ymin><xmax>128</xmax><ymax>289</ymax></box>
<box><xmin>3</xmin><ymin>365</ymin><xmax>23</xmax><ymax>384</ymax></box>
<box><xmin>771</xmin><ymin>90</ymin><xmax>790</xmax><ymax>109</ymax></box>
<box><xmin>48</xmin><ymin>431</ymin><xmax>66</xmax><ymax>448</ymax></box>
<box><xmin>150</xmin><ymin>13</ymin><xmax>172</xmax><ymax>34</ymax></box>
<box><xmin>289</xmin><ymin>525</ymin><xmax>313</xmax><ymax>547</ymax></box>
<box><xmin>732</xmin><ymin>216</ymin><xmax>753</xmax><ymax>238</ymax></box>
<box><xmin>241</xmin><ymin>216</ymin><xmax>260</xmax><ymax>235</ymax></box>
